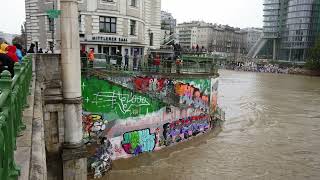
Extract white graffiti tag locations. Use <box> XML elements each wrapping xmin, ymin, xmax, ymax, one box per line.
<box><xmin>92</xmin><ymin>91</ymin><xmax>151</xmax><ymax>114</ymax></box>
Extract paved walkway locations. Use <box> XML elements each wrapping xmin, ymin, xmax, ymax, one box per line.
<box><xmin>14</xmin><ymin>73</ymin><xmax>35</xmax><ymax>180</ymax></box>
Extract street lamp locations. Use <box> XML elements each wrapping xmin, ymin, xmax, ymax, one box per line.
<box><xmin>148</xmin><ymin>29</ymin><xmax>153</xmax><ymax>46</ymax></box>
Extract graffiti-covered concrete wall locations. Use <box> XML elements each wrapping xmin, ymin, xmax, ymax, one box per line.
<box><xmin>82</xmin><ymin>74</ymin><xmax>218</xmax><ymax>177</ymax></box>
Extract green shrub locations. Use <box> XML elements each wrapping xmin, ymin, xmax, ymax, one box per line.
<box><xmin>305</xmin><ymin>59</ymin><xmax>320</xmax><ymax>71</ymax></box>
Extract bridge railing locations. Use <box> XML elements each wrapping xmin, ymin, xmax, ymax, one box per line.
<box><xmin>81</xmin><ymin>55</ymin><xmax>218</xmax><ymax>75</ymax></box>
<box><xmin>0</xmin><ymin>55</ymin><xmax>33</xmax><ymax>180</ymax></box>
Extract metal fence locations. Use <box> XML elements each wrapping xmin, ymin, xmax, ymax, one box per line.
<box><xmin>0</xmin><ymin>55</ymin><xmax>33</xmax><ymax>179</ymax></box>
<box><xmin>81</xmin><ymin>54</ymin><xmax>218</xmax><ymax>75</ymax></box>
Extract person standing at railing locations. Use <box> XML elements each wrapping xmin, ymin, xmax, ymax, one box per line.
<box><xmin>0</xmin><ymin>44</ymin><xmax>15</xmax><ymax>78</ymax></box>
<box><xmin>0</xmin><ymin>43</ymin><xmax>8</xmax><ymax>54</ymax></box>
<box><xmin>14</xmin><ymin>44</ymin><xmax>24</xmax><ymax>64</ymax></box>
<box><xmin>27</xmin><ymin>43</ymin><xmax>35</xmax><ymax>53</ymax></box>
<box><xmin>80</xmin><ymin>49</ymin><xmax>88</xmax><ymax>69</ymax></box>
<box><xmin>176</xmin><ymin>56</ymin><xmax>182</xmax><ymax>74</ymax></box>
<box><xmin>124</xmin><ymin>53</ymin><xmax>129</xmax><ymax>71</ymax></box>
<box><xmin>88</xmin><ymin>48</ymin><xmax>95</xmax><ymax>68</ymax></box>
<box><xmin>133</xmin><ymin>54</ymin><xmax>138</xmax><ymax>71</ymax></box>
<box><xmin>116</xmin><ymin>50</ymin><xmax>122</xmax><ymax>70</ymax></box>
<box><xmin>153</xmin><ymin>54</ymin><xmax>161</xmax><ymax>72</ymax></box>
<box><xmin>6</xmin><ymin>46</ymin><xmax>19</xmax><ymax>64</ymax></box>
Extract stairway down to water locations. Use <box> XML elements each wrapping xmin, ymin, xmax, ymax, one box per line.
<box><xmin>247</xmin><ymin>38</ymin><xmax>268</xmax><ymax>58</ymax></box>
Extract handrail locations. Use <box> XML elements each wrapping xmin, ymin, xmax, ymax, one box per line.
<box><xmin>0</xmin><ymin>55</ymin><xmax>33</xmax><ymax>180</ymax></box>
<box><xmin>81</xmin><ymin>55</ymin><xmax>218</xmax><ymax>75</ymax></box>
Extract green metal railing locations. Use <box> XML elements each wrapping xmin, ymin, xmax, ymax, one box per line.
<box><xmin>81</xmin><ymin>55</ymin><xmax>218</xmax><ymax>75</ymax></box>
<box><xmin>0</xmin><ymin>55</ymin><xmax>33</xmax><ymax>180</ymax></box>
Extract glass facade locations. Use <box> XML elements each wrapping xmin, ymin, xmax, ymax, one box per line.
<box><xmin>263</xmin><ymin>0</ymin><xmax>281</xmax><ymax>38</ymax></box>
<box><xmin>262</xmin><ymin>0</ymin><xmax>320</xmax><ymax>61</ymax></box>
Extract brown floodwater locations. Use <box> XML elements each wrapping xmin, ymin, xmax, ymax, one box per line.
<box><xmin>102</xmin><ymin>70</ymin><xmax>320</xmax><ymax>180</ymax></box>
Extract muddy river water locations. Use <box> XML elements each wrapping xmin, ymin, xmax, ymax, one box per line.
<box><xmin>104</xmin><ymin>70</ymin><xmax>320</xmax><ymax>180</ymax></box>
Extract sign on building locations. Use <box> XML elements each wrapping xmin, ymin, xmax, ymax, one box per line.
<box><xmin>47</xmin><ymin>10</ymin><xmax>61</xmax><ymax>19</ymax></box>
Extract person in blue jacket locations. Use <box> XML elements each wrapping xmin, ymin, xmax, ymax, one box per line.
<box><xmin>14</xmin><ymin>44</ymin><xmax>23</xmax><ymax>64</ymax></box>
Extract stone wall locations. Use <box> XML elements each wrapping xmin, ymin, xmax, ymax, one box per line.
<box><xmin>35</xmin><ymin>54</ymin><xmax>64</xmax><ymax>155</ymax></box>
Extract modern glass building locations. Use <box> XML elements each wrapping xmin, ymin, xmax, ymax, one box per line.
<box><xmin>261</xmin><ymin>0</ymin><xmax>320</xmax><ymax>61</ymax></box>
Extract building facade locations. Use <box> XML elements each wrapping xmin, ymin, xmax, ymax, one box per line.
<box><xmin>242</xmin><ymin>28</ymin><xmax>263</xmax><ymax>53</ymax></box>
<box><xmin>160</xmin><ymin>10</ymin><xmax>176</xmax><ymax>45</ymax></box>
<box><xmin>196</xmin><ymin>25</ymin><xmax>214</xmax><ymax>51</ymax></box>
<box><xmin>212</xmin><ymin>25</ymin><xmax>247</xmax><ymax>56</ymax></box>
<box><xmin>262</xmin><ymin>0</ymin><xmax>320</xmax><ymax>61</ymax></box>
<box><xmin>25</xmin><ymin>0</ymin><xmax>161</xmax><ymax>56</ymax></box>
<box><xmin>176</xmin><ymin>21</ymin><xmax>215</xmax><ymax>51</ymax></box>
<box><xmin>176</xmin><ymin>21</ymin><xmax>248</xmax><ymax>57</ymax></box>
<box><xmin>176</xmin><ymin>21</ymin><xmax>200</xmax><ymax>50</ymax></box>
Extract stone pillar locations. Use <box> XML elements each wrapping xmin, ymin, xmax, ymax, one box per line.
<box><xmin>60</xmin><ymin>0</ymin><xmax>87</xmax><ymax>179</ymax></box>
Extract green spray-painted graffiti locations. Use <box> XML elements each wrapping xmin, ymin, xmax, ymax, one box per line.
<box><xmin>179</xmin><ymin>79</ymin><xmax>211</xmax><ymax>95</ymax></box>
<box><xmin>82</xmin><ymin>77</ymin><xmax>165</xmax><ymax>119</ymax></box>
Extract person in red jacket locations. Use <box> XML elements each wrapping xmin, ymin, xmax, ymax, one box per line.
<box><xmin>6</xmin><ymin>45</ymin><xmax>19</xmax><ymax>63</ymax></box>
<box><xmin>153</xmin><ymin>54</ymin><xmax>161</xmax><ymax>72</ymax></box>
<box><xmin>88</xmin><ymin>48</ymin><xmax>95</xmax><ymax>68</ymax></box>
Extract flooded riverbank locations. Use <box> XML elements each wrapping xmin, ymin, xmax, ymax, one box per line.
<box><xmin>102</xmin><ymin>70</ymin><xmax>320</xmax><ymax>180</ymax></box>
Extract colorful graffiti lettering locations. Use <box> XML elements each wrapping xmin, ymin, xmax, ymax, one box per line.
<box><xmin>175</xmin><ymin>82</ymin><xmax>209</xmax><ymax>111</ymax></box>
<box><xmin>121</xmin><ymin>129</ymin><xmax>156</xmax><ymax>155</ymax></box>
<box><xmin>180</xmin><ymin>79</ymin><xmax>211</xmax><ymax>94</ymax></box>
<box><xmin>90</xmin><ymin>137</ymin><xmax>113</xmax><ymax>179</ymax></box>
<box><xmin>82</xmin><ymin>114</ymin><xmax>108</xmax><ymax>144</ymax></box>
<box><xmin>163</xmin><ymin>115</ymin><xmax>210</xmax><ymax>146</ymax></box>
<box><xmin>81</xmin><ymin>76</ymin><xmax>219</xmax><ymax>179</ymax></box>
<box><xmin>133</xmin><ymin>77</ymin><xmax>173</xmax><ymax>98</ymax></box>
<box><xmin>82</xmin><ymin>77</ymin><xmax>164</xmax><ymax>118</ymax></box>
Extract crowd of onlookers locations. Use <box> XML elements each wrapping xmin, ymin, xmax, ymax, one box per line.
<box><xmin>80</xmin><ymin>48</ymin><xmax>183</xmax><ymax>72</ymax></box>
<box><xmin>0</xmin><ymin>42</ymin><xmax>40</xmax><ymax>78</ymax></box>
<box><xmin>225</xmin><ymin>61</ymin><xmax>318</xmax><ymax>76</ymax></box>
<box><xmin>0</xmin><ymin>42</ymin><xmax>24</xmax><ymax>77</ymax></box>
<box><xmin>231</xmin><ymin>63</ymin><xmax>290</xmax><ymax>74</ymax></box>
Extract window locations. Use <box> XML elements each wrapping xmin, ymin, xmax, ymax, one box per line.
<box><xmin>130</xmin><ymin>0</ymin><xmax>137</xmax><ymax>7</ymax></box>
<box><xmin>48</xmin><ymin>17</ymin><xmax>54</xmax><ymax>32</ymax></box>
<box><xmin>99</xmin><ymin>17</ymin><xmax>116</xmax><ymax>33</ymax></box>
<box><xmin>101</xmin><ymin>0</ymin><xmax>114</xmax><ymax>2</ymax></box>
<box><xmin>130</xmin><ymin>20</ymin><xmax>136</xmax><ymax>35</ymax></box>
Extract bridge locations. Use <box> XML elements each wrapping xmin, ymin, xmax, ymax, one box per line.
<box><xmin>1</xmin><ymin>0</ymin><xmax>225</xmax><ymax>179</ymax></box>
<box><xmin>0</xmin><ymin>53</ymin><xmax>224</xmax><ymax>180</ymax></box>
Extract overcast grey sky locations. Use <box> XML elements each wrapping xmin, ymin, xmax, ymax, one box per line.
<box><xmin>0</xmin><ymin>0</ymin><xmax>263</xmax><ymax>34</ymax></box>
<box><xmin>0</xmin><ymin>0</ymin><xmax>25</xmax><ymax>34</ymax></box>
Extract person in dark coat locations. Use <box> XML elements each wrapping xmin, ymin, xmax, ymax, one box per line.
<box><xmin>0</xmin><ymin>53</ymin><xmax>15</xmax><ymax>78</ymax></box>
<box><xmin>27</xmin><ymin>43</ymin><xmax>35</xmax><ymax>53</ymax></box>
<box><xmin>116</xmin><ymin>50</ymin><xmax>122</xmax><ymax>70</ymax></box>
<box><xmin>133</xmin><ymin>54</ymin><xmax>138</xmax><ymax>71</ymax></box>
<box><xmin>124</xmin><ymin>53</ymin><xmax>129</xmax><ymax>71</ymax></box>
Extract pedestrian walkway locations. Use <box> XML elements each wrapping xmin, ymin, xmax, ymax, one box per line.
<box><xmin>0</xmin><ymin>55</ymin><xmax>34</xmax><ymax>180</ymax></box>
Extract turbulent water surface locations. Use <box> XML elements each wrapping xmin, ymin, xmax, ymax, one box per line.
<box><xmin>104</xmin><ymin>70</ymin><xmax>320</xmax><ymax>180</ymax></box>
